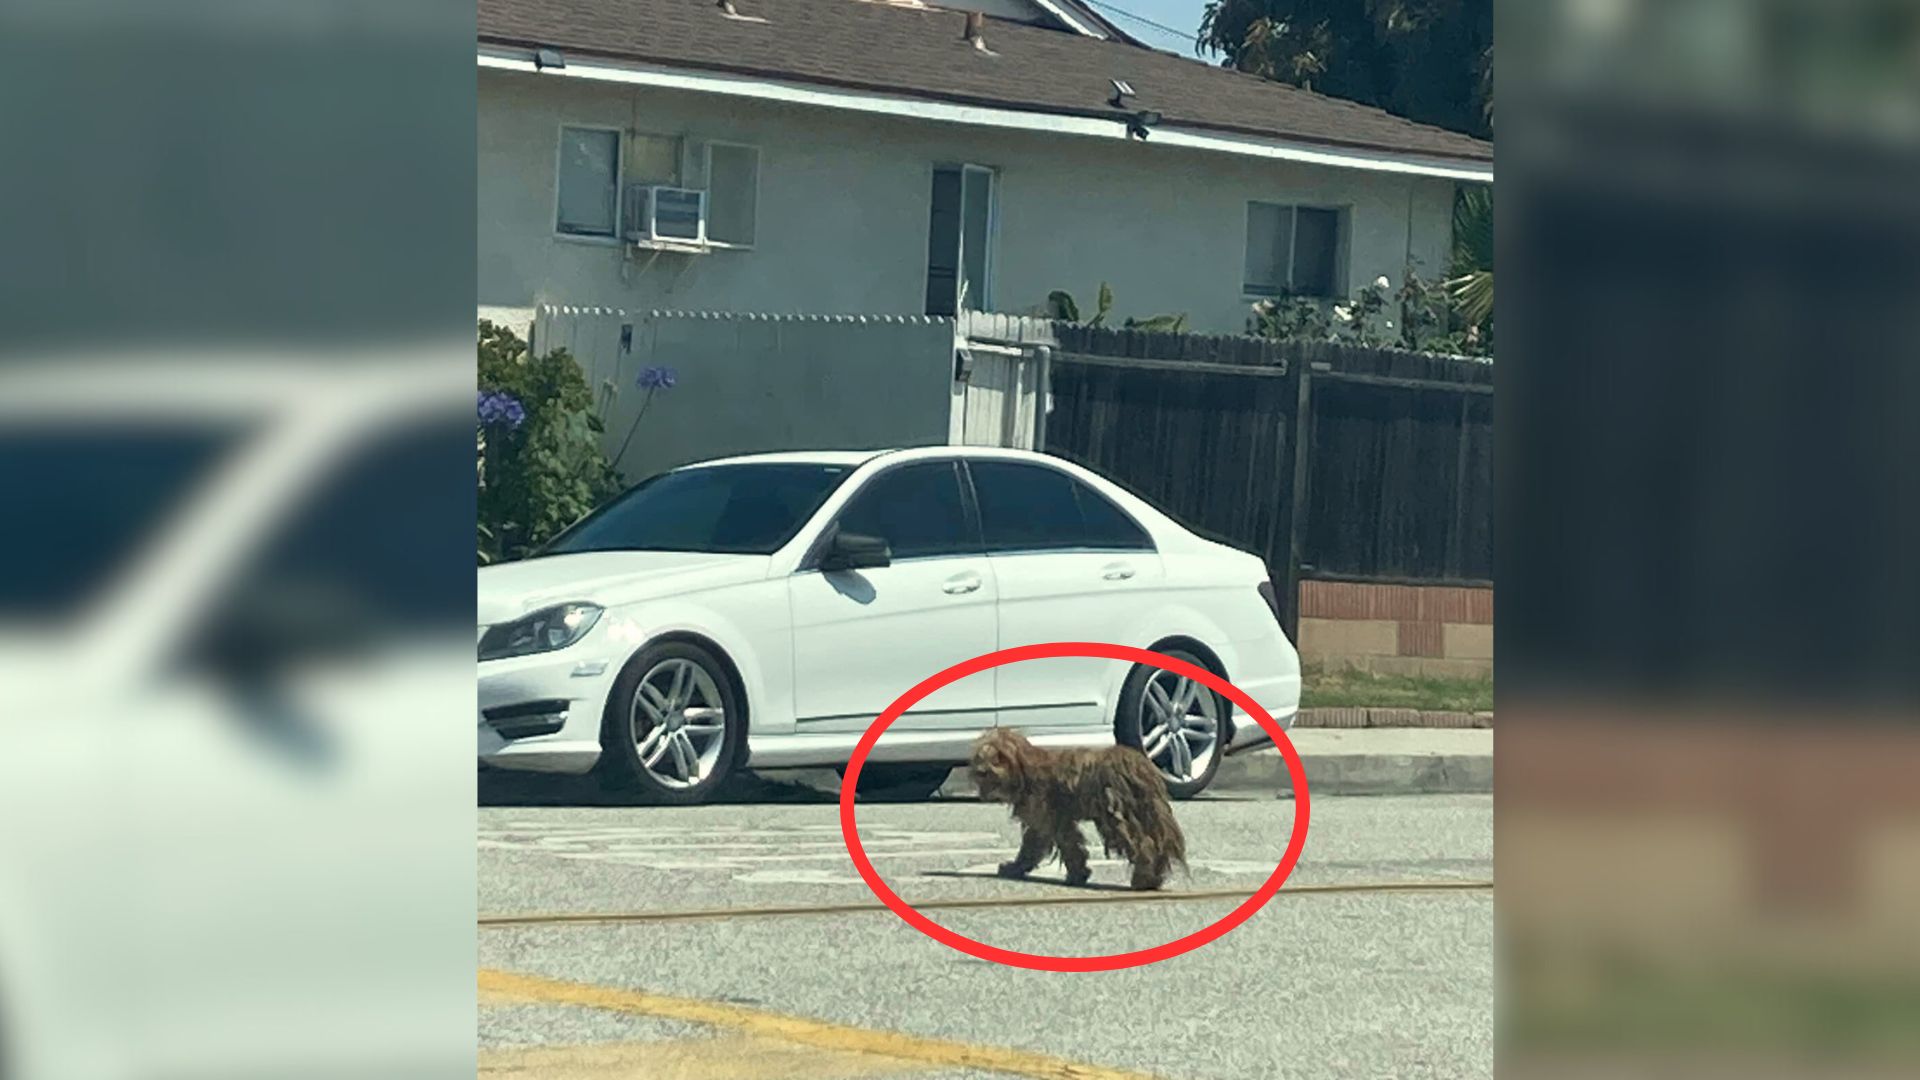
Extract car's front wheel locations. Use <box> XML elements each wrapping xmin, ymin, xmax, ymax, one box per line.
<box><xmin>598</xmin><ymin>641</ymin><xmax>742</xmax><ymax>805</ymax></box>
<box><xmin>1114</xmin><ymin>648</ymin><xmax>1226</xmax><ymax>799</ymax></box>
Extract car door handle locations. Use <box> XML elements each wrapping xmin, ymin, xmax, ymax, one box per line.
<box><xmin>943</xmin><ymin>572</ymin><xmax>983</xmax><ymax>595</ymax></box>
<box><xmin>1102</xmin><ymin>563</ymin><xmax>1136</xmax><ymax>581</ymax></box>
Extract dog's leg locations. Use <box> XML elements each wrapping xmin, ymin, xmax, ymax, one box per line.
<box><xmin>1129</xmin><ymin>855</ymin><xmax>1169</xmax><ymax>892</ymax></box>
<box><xmin>998</xmin><ymin>826</ymin><xmax>1051</xmax><ymax>879</ymax></box>
<box><xmin>1056</xmin><ymin>825</ymin><xmax>1092</xmax><ymax>887</ymax></box>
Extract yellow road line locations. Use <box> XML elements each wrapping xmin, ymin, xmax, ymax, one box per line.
<box><xmin>480</xmin><ymin>878</ymin><xmax>1493</xmax><ymax>928</ymax></box>
<box><xmin>479</xmin><ymin>968</ymin><xmax>1161</xmax><ymax>1080</ymax></box>
<box><xmin>479</xmin><ymin>1034</ymin><xmax>917</xmax><ymax>1080</ymax></box>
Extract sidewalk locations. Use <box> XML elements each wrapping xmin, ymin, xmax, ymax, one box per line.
<box><xmin>909</xmin><ymin>727</ymin><xmax>1491</xmax><ymax>800</ymax></box>
<box><xmin>1216</xmin><ymin>728</ymin><xmax>1493</xmax><ymax>797</ymax></box>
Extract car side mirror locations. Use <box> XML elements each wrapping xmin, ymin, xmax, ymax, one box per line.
<box><xmin>195</xmin><ymin>578</ymin><xmax>376</xmax><ymax>680</ymax></box>
<box><xmin>821</xmin><ymin>529</ymin><xmax>891</xmax><ymax>572</ymax></box>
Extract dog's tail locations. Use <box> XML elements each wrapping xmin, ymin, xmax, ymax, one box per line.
<box><xmin>1102</xmin><ymin>752</ymin><xmax>1187</xmax><ymax>872</ymax></box>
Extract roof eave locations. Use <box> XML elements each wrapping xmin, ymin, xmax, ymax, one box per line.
<box><xmin>1028</xmin><ymin>0</ymin><xmax>1139</xmax><ymax>45</ymax></box>
<box><xmin>477</xmin><ymin>42</ymin><xmax>1494</xmax><ymax>182</ymax></box>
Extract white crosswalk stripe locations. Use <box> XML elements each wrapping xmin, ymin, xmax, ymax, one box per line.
<box><xmin>479</xmin><ymin>823</ymin><xmax>1007</xmax><ymax>882</ymax></box>
<box><xmin>483</xmin><ymin>821</ymin><xmax>1281</xmax><ymax>885</ymax></box>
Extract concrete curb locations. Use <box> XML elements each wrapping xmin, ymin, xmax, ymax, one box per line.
<box><xmin>1215</xmin><ymin>729</ymin><xmax>1492</xmax><ymax>796</ymax></box>
<box><xmin>1295</xmin><ymin>707</ymin><xmax>1493</xmax><ymax>729</ymax></box>
<box><xmin>1213</xmin><ymin>751</ymin><xmax>1493</xmax><ymax>797</ymax></box>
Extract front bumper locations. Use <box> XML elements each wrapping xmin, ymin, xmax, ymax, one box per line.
<box><xmin>1225</xmin><ymin>705</ymin><xmax>1299</xmax><ymax>755</ymax></box>
<box><xmin>1222</xmin><ymin>668</ymin><xmax>1301</xmax><ymax>755</ymax></box>
<box><xmin>476</xmin><ymin>643</ymin><xmax>621</xmax><ymax>774</ymax></box>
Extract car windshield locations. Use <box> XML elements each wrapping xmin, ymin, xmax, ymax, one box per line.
<box><xmin>0</xmin><ymin>420</ymin><xmax>253</xmax><ymax>618</ymax></box>
<box><xmin>542</xmin><ymin>462</ymin><xmax>856</xmax><ymax>556</ymax></box>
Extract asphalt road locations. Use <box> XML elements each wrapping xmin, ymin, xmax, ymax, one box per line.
<box><xmin>478</xmin><ymin>783</ymin><xmax>1493</xmax><ymax>1080</ymax></box>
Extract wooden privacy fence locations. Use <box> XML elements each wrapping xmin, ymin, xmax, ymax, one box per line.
<box><xmin>1032</xmin><ymin>324</ymin><xmax>1493</xmax><ymax>639</ymax></box>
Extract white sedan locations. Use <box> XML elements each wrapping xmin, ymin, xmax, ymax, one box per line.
<box><xmin>477</xmin><ymin>447</ymin><xmax>1300</xmax><ymax>802</ymax></box>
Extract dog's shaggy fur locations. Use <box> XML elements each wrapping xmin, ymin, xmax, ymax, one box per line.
<box><xmin>969</xmin><ymin>728</ymin><xmax>1186</xmax><ymax>891</ymax></box>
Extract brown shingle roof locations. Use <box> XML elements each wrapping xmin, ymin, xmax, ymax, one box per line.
<box><xmin>478</xmin><ymin>0</ymin><xmax>1493</xmax><ymax>164</ymax></box>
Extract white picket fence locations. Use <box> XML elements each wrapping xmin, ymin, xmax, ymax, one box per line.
<box><xmin>519</xmin><ymin>306</ymin><xmax>1053</xmax><ymax>477</ymax></box>
<box><xmin>952</xmin><ymin>311</ymin><xmax>1054</xmax><ymax>451</ymax></box>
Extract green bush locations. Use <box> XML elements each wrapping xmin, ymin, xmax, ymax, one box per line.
<box><xmin>1249</xmin><ymin>265</ymin><xmax>1492</xmax><ymax>357</ymax></box>
<box><xmin>477</xmin><ymin>321</ymin><xmax>622</xmax><ymax>564</ymax></box>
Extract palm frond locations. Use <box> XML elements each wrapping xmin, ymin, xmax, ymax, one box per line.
<box><xmin>1451</xmin><ymin>183</ymin><xmax>1493</xmax><ymax>277</ymax></box>
<box><xmin>1448</xmin><ymin>182</ymin><xmax>1493</xmax><ymax>327</ymax></box>
<box><xmin>1446</xmin><ymin>269</ymin><xmax>1493</xmax><ymax>328</ymax></box>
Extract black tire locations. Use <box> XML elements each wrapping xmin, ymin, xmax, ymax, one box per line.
<box><xmin>835</xmin><ymin>762</ymin><xmax>954</xmax><ymax>803</ymax></box>
<box><xmin>1114</xmin><ymin>647</ymin><xmax>1226</xmax><ymax>800</ymax></box>
<box><xmin>597</xmin><ymin>640</ymin><xmax>744</xmax><ymax>805</ymax></box>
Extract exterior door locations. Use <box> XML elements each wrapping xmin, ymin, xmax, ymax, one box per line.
<box><xmin>967</xmin><ymin>459</ymin><xmax>1163</xmax><ymax>730</ymax></box>
<box><xmin>923</xmin><ymin>164</ymin><xmax>995</xmax><ymax>316</ymax></box>
<box><xmin>788</xmin><ymin>460</ymin><xmax>997</xmax><ymax>733</ymax></box>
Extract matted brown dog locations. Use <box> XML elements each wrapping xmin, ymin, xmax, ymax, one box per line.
<box><xmin>969</xmin><ymin>728</ymin><xmax>1187</xmax><ymax>891</ymax></box>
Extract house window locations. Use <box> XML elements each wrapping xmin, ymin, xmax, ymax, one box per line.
<box><xmin>556</xmin><ymin>126</ymin><xmax>621</xmax><ymax>238</ymax></box>
<box><xmin>925</xmin><ymin>164</ymin><xmax>995</xmax><ymax>316</ymax></box>
<box><xmin>705</xmin><ymin>143</ymin><xmax>759</xmax><ymax>247</ymax></box>
<box><xmin>1243</xmin><ymin>203</ymin><xmax>1344</xmax><ymax>297</ymax></box>
<box><xmin>626</xmin><ymin>133</ymin><xmax>682</xmax><ymax>187</ymax></box>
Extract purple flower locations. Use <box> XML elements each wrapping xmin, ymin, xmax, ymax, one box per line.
<box><xmin>478</xmin><ymin>390</ymin><xmax>526</xmax><ymax>430</ymax></box>
<box><xmin>637</xmin><ymin>366</ymin><xmax>678</xmax><ymax>390</ymax></box>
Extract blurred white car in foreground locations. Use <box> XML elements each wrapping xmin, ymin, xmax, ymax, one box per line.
<box><xmin>0</xmin><ymin>359</ymin><xmax>473</xmax><ymax>1079</ymax></box>
<box><xmin>478</xmin><ymin>447</ymin><xmax>1300</xmax><ymax>803</ymax></box>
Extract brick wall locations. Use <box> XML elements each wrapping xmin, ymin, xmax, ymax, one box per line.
<box><xmin>1297</xmin><ymin>581</ymin><xmax>1493</xmax><ymax>677</ymax></box>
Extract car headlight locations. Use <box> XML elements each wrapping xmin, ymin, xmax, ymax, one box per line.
<box><xmin>478</xmin><ymin>603</ymin><xmax>603</xmax><ymax>661</ymax></box>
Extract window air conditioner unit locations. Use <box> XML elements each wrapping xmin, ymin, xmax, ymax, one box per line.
<box><xmin>623</xmin><ymin>184</ymin><xmax>706</xmax><ymax>245</ymax></box>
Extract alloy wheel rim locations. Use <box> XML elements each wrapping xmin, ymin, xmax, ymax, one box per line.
<box><xmin>630</xmin><ymin>658</ymin><xmax>726</xmax><ymax>789</ymax></box>
<box><xmin>1139</xmin><ymin>669</ymin><xmax>1219</xmax><ymax>783</ymax></box>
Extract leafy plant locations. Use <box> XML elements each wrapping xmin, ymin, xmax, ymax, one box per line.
<box><xmin>1198</xmin><ymin>0</ymin><xmax>1493</xmax><ymax>139</ymax></box>
<box><xmin>1045</xmin><ymin>282</ymin><xmax>1187</xmax><ymax>332</ymax></box>
<box><xmin>477</xmin><ymin>320</ymin><xmax>624</xmax><ymax>564</ymax></box>
<box><xmin>1248</xmin><ymin>293</ymin><xmax>1333</xmax><ymax>341</ymax></box>
<box><xmin>1249</xmin><ymin>266</ymin><xmax>1489</xmax><ymax>356</ymax></box>
<box><xmin>1446</xmin><ymin>183</ymin><xmax>1493</xmax><ymax>330</ymax></box>
<box><xmin>612</xmin><ymin>365</ymin><xmax>679</xmax><ymax>468</ymax></box>
<box><xmin>1125</xmin><ymin>312</ymin><xmax>1190</xmax><ymax>333</ymax></box>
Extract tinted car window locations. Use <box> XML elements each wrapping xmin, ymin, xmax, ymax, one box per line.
<box><xmin>970</xmin><ymin>460</ymin><xmax>1153</xmax><ymax>553</ymax></box>
<box><xmin>235</xmin><ymin>414</ymin><xmax>475</xmax><ymax>631</ymax></box>
<box><xmin>833</xmin><ymin>461</ymin><xmax>975</xmax><ymax>560</ymax></box>
<box><xmin>0</xmin><ymin>421</ymin><xmax>252</xmax><ymax>618</ymax></box>
<box><xmin>1073</xmin><ymin>482</ymin><xmax>1154</xmax><ymax>550</ymax></box>
<box><xmin>546</xmin><ymin>463</ymin><xmax>853</xmax><ymax>556</ymax></box>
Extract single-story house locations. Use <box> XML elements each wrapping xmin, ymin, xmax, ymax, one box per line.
<box><xmin>478</xmin><ymin>0</ymin><xmax>1493</xmax><ymax>336</ymax></box>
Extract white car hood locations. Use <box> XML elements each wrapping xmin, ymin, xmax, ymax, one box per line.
<box><xmin>477</xmin><ymin>550</ymin><xmax>773</xmax><ymax>625</ymax></box>
<box><xmin>0</xmin><ymin>639</ymin><xmax>70</xmax><ymax>704</ymax></box>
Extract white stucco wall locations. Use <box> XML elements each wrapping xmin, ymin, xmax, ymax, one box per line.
<box><xmin>479</xmin><ymin>70</ymin><xmax>1458</xmax><ymax>336</ymax></box>
<box><xmin>533</xmin><ymin>308</ymin><xmax>957</xmax><ymax>483</ymax></box>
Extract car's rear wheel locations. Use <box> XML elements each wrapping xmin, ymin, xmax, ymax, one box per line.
<box><xmin>1114</xmin><ymin>647</ymin><xmax>1225</xmax><ymax>799</ymax></box>
<box><xmin>598</xmin><ymin>641</ymin><xmax>742</xmax><ymax>805</ymax></box>
<box><xmin>836</xmin><ymin>762</ymin><xmax>953</xmax><ymax>802</ymax></box>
